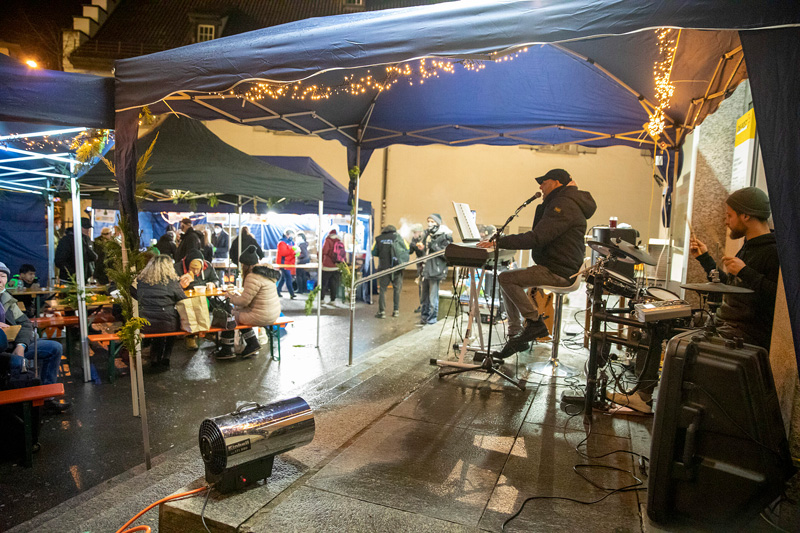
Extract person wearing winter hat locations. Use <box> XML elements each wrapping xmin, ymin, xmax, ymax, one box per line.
<box><xmin>213</xmin><ymin>246</ymin><xmax>281</xmax><ymax>360</ymax></box>
<box><xmin>54</xmin><ymin>217</ymin><xmax>98</xmax><ymax>282</ymax></box>
<box><xmin>175</xmin><ymin>249</ymin><xmax>219</xmax><ymax>350</ymax></box>
<box><xmin>0</xmin><ymin>261</ymin><xmax>70</xmax><ymax>413</ymax></box>
<box><xmin>419</xmin><ymin>214</ymin><xmax>453</xmax><ymax>325</ymax></box>
<box><xmin>372</xmin><ymin>224</ymin><xmax>409</xmax><ymax>318</ymax></box>
<box><xmin>690</xmin><ymin>186</ymin><xmax>778</xmax><ymax>350</ymax></box>
<box><xmin>276</xmin><ymin>229</ymin><xmax>297</xmax><ymax>299</ymax></box>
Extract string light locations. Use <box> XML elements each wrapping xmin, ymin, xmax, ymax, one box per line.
<box><xmin>234</xmin><ymin>49</ymin><xmax>528</xmax><ymax>103</ymax></box>
<box><xmin>646</xmin><ymin>29</ymin><xmax>678</xmax><ymax>139</ymax></box>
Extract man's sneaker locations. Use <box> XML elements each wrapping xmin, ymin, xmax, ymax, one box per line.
<box><xmin>607</xmin><ymin>391</ymin><xmax>653</xmax><ymax>414</ymax></box>
<box><xmin>494</xmin><ymin>337</ymin><xmax>530</xmax><ymax>359</ymax></box>
<box><xmin>375</xmin><ymin>311</ymin><xmax>386</xmax><ymax>319</ymax></box>
<box><xmin>392</xmin><ymin>310</ymin><xmax>400</xmax><ymax>317</ymax></box>
<box><xmin>515</xmin><ymin>318</ymin><xmax>549</xmax><ymax>342</ymax></box>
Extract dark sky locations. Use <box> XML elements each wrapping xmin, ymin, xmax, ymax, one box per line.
<box><xmin>0</xmin><ymin>0</ymin><xmax>85</xmax><ymax>69</ymax></box>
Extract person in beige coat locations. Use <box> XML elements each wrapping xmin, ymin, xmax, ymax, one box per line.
<box><xmin>214</xmin><ymin>246</ymin><xmax>282</xmax><ymax>360</ymax></box>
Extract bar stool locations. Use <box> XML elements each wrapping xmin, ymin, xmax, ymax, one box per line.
<box><xmin>527</xmin><ymin>272</ymin><xmax>584</xmax><ymax>378</ymax></box>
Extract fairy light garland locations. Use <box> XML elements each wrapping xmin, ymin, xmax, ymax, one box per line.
<box><xmin>235</xmin><ymin>48</ymin><xmax>527</xmax><ymax>103</ymax></box>
<box><xmin>646</xmin><ymin>28</ymin><xmax>679</xmax><ymax>139</ymax></box>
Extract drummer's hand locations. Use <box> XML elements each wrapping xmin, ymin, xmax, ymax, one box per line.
<box><xmin>722</xmin><ymin>256</ymin><xmax>745</xmax><ymax>276</ymax></box>
<box><xmin>416</xmin><ymin>242</ymin><xmax>424</xmax><ymax>250</ymax></box>
<box><xmin>476</xmin><ymin>239</ymin><xmax>493</xmax><ymax>249</ymax></box>
<box><xmin>689</xmin><ymin>236</ymin><xmax>707</xmax><ymax>258</ymax></box>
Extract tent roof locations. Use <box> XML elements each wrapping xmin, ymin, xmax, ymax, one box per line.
<box><xmin>113</xmin><ymin>0</ymin><xmax>800</xmax><ymax>154</ymax></box>
<box><xmin>258</xmin><ymin>156</ymin><xmax>373</xmax><ymax>216</ymax></box>
<box><xmin>0</xmin><ymin>55</ymin><xmax>115</xmax><ymax>195</ymax></box>
<box><xmin>81</xmin><ymin>115</ymin><xmax>323</xmax><ymax>202</ymax></box>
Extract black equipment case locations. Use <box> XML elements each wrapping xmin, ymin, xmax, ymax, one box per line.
<box><xmin>647</xmin><ymin>330</ymin><xmax>795</xmax><ymax>526</ymax></box>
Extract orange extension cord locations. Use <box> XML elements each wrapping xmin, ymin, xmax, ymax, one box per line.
<box><xmin>115</xmin><ymin>485</ymin><xmax>210</xmax><ymax>533</ymax></box>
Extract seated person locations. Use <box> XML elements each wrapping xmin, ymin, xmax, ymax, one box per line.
<box><xmin>134</xmin><ymin>256</ymin><xmax>186</xmax><ymax>370</ymax></box>
<box><xmin>9</xmin><ymin>264</ymin><xmax>49</xmax><ymax>318</ymax></box>
<box><xmin>689</xmin><ymin>187</ymin><xmax>779</xmax><ymax>350</ymax></box>
<box><xmin>176</xmin><ymin>250</ymin><xmax>219</xmax><ymax>290</ymax></box>
<box><xmin>213</xmin><ymin>246</ymin><xmax>281</xmax><ymax>360</ymax></box>
<box><xmin>0</xmin><ymin>262</ymin><xmax>69</xmax><ymax>414</ymax></box>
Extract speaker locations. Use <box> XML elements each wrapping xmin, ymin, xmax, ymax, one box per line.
<box><xmin>590</xmin><ymin>226</ymin><xmax>638</xmax><ymax>279</ymax></box>
<box><xmin>647</xmin><ymin>331</ymin><xmax>795</xmax><ymax>527</ymax></box>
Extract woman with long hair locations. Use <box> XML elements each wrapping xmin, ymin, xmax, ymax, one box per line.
<box><xmin>135</xmin><ymin>255</ymin><xmax>186</xmax><ymax>369</ymax></box>
<box><xmin>214</xmin><ymin>245</ymin><xmax>281</xmax><ymax>360</ymax></box>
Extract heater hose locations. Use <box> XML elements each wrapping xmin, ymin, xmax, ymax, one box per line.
<box><xmin>116</xmin><ymin>485</ymin><xmax>210</xmax><ymax>533</ymax></box>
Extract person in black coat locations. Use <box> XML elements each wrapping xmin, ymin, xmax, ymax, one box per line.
<box><xmin>176</xmin><ymin>218</ymin><xmax>202</xmax><ymax>262</ymax></box>
<box><xmin>229</xmin><ymin>226</ymin><xmax>264</xmax><ymax>266</ymax></box>
<box><xmin>54</xmin><ymin>218</ymin><xmax>98</xmax><ymax>282</ymax></box>
<box><xmin>155</xmin><ymin>231</ymin><xmax>177</xmax><ymax>259</ymax></box>
<box><xmin>295</xmin><ymin>232</ymin><xmax>310</xmax><ymax>294</ymax></box>
<box><xmin>211</xmin><ymin>224</ymin><xmax>230</xmax><ymax>260</ymax></box>
<box><xmin>135</xmin><ymin>255</ymin><xmax>186</xmax><ymax>369</ymax></box>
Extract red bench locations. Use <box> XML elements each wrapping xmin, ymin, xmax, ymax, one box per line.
<box><xmin>88</xmin><ymin>318</ymin><xmax>293</xmax><ymax>382</ymax></box>
<box><xmin>0</xmin><ymin>384</ymin><xmax>65</xmax><ymax>467</ymax></box>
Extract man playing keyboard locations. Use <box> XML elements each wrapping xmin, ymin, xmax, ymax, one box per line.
<box><xmin>478</xmin><ymin>169</ymin><xmax>596</xmax><ymax>357</ymax></box>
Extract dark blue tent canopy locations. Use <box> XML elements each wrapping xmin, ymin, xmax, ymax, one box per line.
<box><xmin>111</xmin><ymin>0</ymin><xmax>800</xmax><ymax>371</ymax></box>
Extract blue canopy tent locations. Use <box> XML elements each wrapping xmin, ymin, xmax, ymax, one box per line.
<box><xmin>110</xmin><ymin>0</ymin><xmax>800</xmax><ymax>370</ymax></box>
<box><xmin>0</xmin><ymin>53</ymin><xmax>115</xmax><ymax>382</ymax></box>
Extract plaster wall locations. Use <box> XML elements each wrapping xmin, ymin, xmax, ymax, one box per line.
<box><xmin>205</xmin><ymin>120</ymin><xmax>662</xmax><ymax>245</ymax></box>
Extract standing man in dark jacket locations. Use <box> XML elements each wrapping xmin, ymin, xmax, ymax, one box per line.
<box><xmin>372</xmin><ymin>225</ymin><xmax>409</xmax><ymax>318</ymax></box>
<box><xmin>481</xmin><ymin>169</ymin><xmax>597</xmax><ymax>357</ymax></box>
<box><xmin>211</xmin><ymin>223</ymin><xmax>230</xmax><ymax>260</ymax></box>
<box><xmin>294</xmin><ymin>232</ymin><xmax>311</xmax><ymax>294</ymax></box>
<box><xmin>54</xmin><ymin>217</ymin><xmax>98</xmax><ymax>282</ymax></box>
<box><xmin>690</xmin><ymin>187</ymin><xmax>779</xmax><ymax>350</ymax></box>
<box><xmin>156</xmin><ymin>231</ymin><xmax>177</xmax><ymax>259</ymax></box>
<box><xmin>176</xmin><ymin>218</ymin><xmax>202</xmax><ymax>263</ymax></box>
<box><xmin>420</xmin><ymin>214</ymin><xmax>453</xmax><ymax>325</ymax></box>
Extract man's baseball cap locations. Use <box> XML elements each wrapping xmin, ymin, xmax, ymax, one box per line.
<box><xmin>535</xmin><ymin>168</ymin><xmax>571</xmax><ymax>185</ymax></box>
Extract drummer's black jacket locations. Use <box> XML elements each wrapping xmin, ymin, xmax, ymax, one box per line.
<box><xmin>497</xmin><ymin>185</ymin><xmax>597</xmax><ymax>279</ymax></box>
<box><xmin>696</xmin><ymin>232</ymin><xmax>779</xmax><ymax>349</ymax></box>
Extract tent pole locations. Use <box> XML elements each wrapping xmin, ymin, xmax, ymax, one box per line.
<box><xmin>132</xmin><ymin>293</ymin><xmax>152</xmax><ymax>470</ymax></box>
<box><xmin>348</xmin><ymin>145</ymin><xmax>362</xmax><ymax>367</ymax></box>
<box><xmin>47</xmin><ymin>193</ymin><xmax>55</xmax><ymax>286</ymax></box>
<box><xmin>69</xmin><ymin>170</ymin><xmax>91</xmax><ymax>382</ymax></box>
<box><xmin>237</xmin><ymin>196</ymin><xmax>243</xmax><ymax>287</ymax></box>
<box><xmin>317</xmin><ymin>200</ymin><xmax>323</xmax><ymax>349</ymax></box>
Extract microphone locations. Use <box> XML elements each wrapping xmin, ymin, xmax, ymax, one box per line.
<box><xmin>521</xmin><ymin>191</ymin><xmax>542</xmax><ymax>208</ymax></box>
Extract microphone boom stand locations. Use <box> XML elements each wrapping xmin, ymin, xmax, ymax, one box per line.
<box><xmin>434</xmin><ymin>197</ymin><xmax>537</xmax><ymax>391</ymax></box>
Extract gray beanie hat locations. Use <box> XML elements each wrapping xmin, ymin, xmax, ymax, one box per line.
<box><xmin>0</xmin><ymin>262</ymin><xmax>10</xmax><ymax>278</ymax></box>
<box><xmin>428</xmin><ymin>213</ymin><xmax>443</xmax><ymax>225</ymax></box>
<box><xmin>726</xmin><ymin>187</ymin><xmax>771</xmax><ymax>220</ymax></box>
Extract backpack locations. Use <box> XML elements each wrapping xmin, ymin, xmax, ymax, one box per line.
<box><xmin>392</xmin><ymin>235</ymin><xmax>410</xmax><ymax>265</ymax></box>
<box><xmin>333</xmin><ymin>239</ymin><xmax>347</xmax><ymax>263</ymax></box>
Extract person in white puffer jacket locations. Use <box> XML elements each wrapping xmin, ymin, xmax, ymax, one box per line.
<box><xmin>214</xmin><ymin>246</ymin><xmax>282</xmax><ymax>360</ymax></box>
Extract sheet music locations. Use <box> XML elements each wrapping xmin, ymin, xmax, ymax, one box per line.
<box><xmin>453</xmin><ymin>202</ymin><xmax>481</xmax><ymax>242</ymax></box>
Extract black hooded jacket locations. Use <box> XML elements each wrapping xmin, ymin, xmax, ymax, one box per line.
<box><xmin>497</xmin><ymin>185</ymin><xmax>597</xmax><ymax>279</ymax></box>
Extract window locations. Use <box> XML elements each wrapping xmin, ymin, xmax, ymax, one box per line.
<box><xmin>197</xmin><ymin>24</ymin><xmax>215</xmax><ymax>42</ymax></box>
<box><xmin>344</xmin><ymin>0</ymin><xmax>364</xmax><ymax>5</ymax></box>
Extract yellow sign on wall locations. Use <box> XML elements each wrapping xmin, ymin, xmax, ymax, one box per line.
<box><xmin>735</xmin><ymin>108</ymin><xmax>756</xmax><ymax>146</ymax></box>
<box><xmin>731</xmin><ymin>108</ymin><xmax>757</xmax><ymax>191</ymax></box>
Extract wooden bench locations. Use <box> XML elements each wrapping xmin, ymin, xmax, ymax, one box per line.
<box><xmin>88</xmin><ymin>317</ymin><xmax>293</xmax><ymax>382</ymax></box>
<box><xmin>0</xmin><ymin>383</ymin><xmax>65</xmax><ymax>467</ymax></box>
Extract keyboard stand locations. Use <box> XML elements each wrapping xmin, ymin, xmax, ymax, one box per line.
<box><xmin>430</xmin><ymin>253</ymin><xmax>526</xmax><ymax>391</ymax></box>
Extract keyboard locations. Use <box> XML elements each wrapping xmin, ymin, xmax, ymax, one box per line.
<box><xmin>444</xmin><ymin>243</ymin><xmax>516</xmax><ymax>267</ymax></box>
<box><xmin>634</xmin><ymin>300</ymin><xmax>692</xmax><ymax>322</ymax></box>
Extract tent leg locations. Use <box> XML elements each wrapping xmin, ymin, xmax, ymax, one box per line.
<box><xmin>237</xmin><ymin>197</ymin><xmax>243</xmax><ymax>287</ymax></box>
<box><xmin>69</xmin><ymin>174</ymin><xmax>91</xmax><ymax>382</ymax></box>
<box><xmin>317</xmin><ymin>200</ymin><xmax>323</xmax><ymax>349</ymax></box>
<box><xmin>348</xmin><ymin>148</ymin><xmax>361</xmax><ymax>367</ymax></box>
<box><xmin>47</xmin><ymin>194</ymin><xmax>55</xmax><ymax>286</ymax></box>
<box><xmin>132</xmin><ymin>297</ymin><xmax>151</xmax><ymax>469</ymax></box>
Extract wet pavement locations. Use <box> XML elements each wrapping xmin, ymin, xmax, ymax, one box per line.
<box><xmin>0</xmin><ymin>274</ymin><xmax>428</xmax><ymax>531</ymax></box>
<box><xmin>4</xmin><ymin>278</ymin><xmax>799</xmax><ymax>532</ymax></box>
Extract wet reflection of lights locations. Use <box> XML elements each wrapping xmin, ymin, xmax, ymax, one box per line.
<box><xmin>60</xmin><ymin>420</ymin><xmax>71</xmax><ymax>429</ymax></box>
<box><xmin>69</xmin><ymin>465</ymin><xmax>83</xmax><ymax>490</ymax></box>
<box><xmin>471</xmin><ymin>435</ymin><xmax>515</xmax><ymax>455</ymax></box>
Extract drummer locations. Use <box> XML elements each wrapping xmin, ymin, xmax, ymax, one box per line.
<box><xmin>478</xmin><ymin>169</ymin><xmax>597</xmax><ymax>357</ymax></box>
<box><xmin>689</xmin><ymin>187</ymin><xmax>779</xmax><ymax>349</ymax></box>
